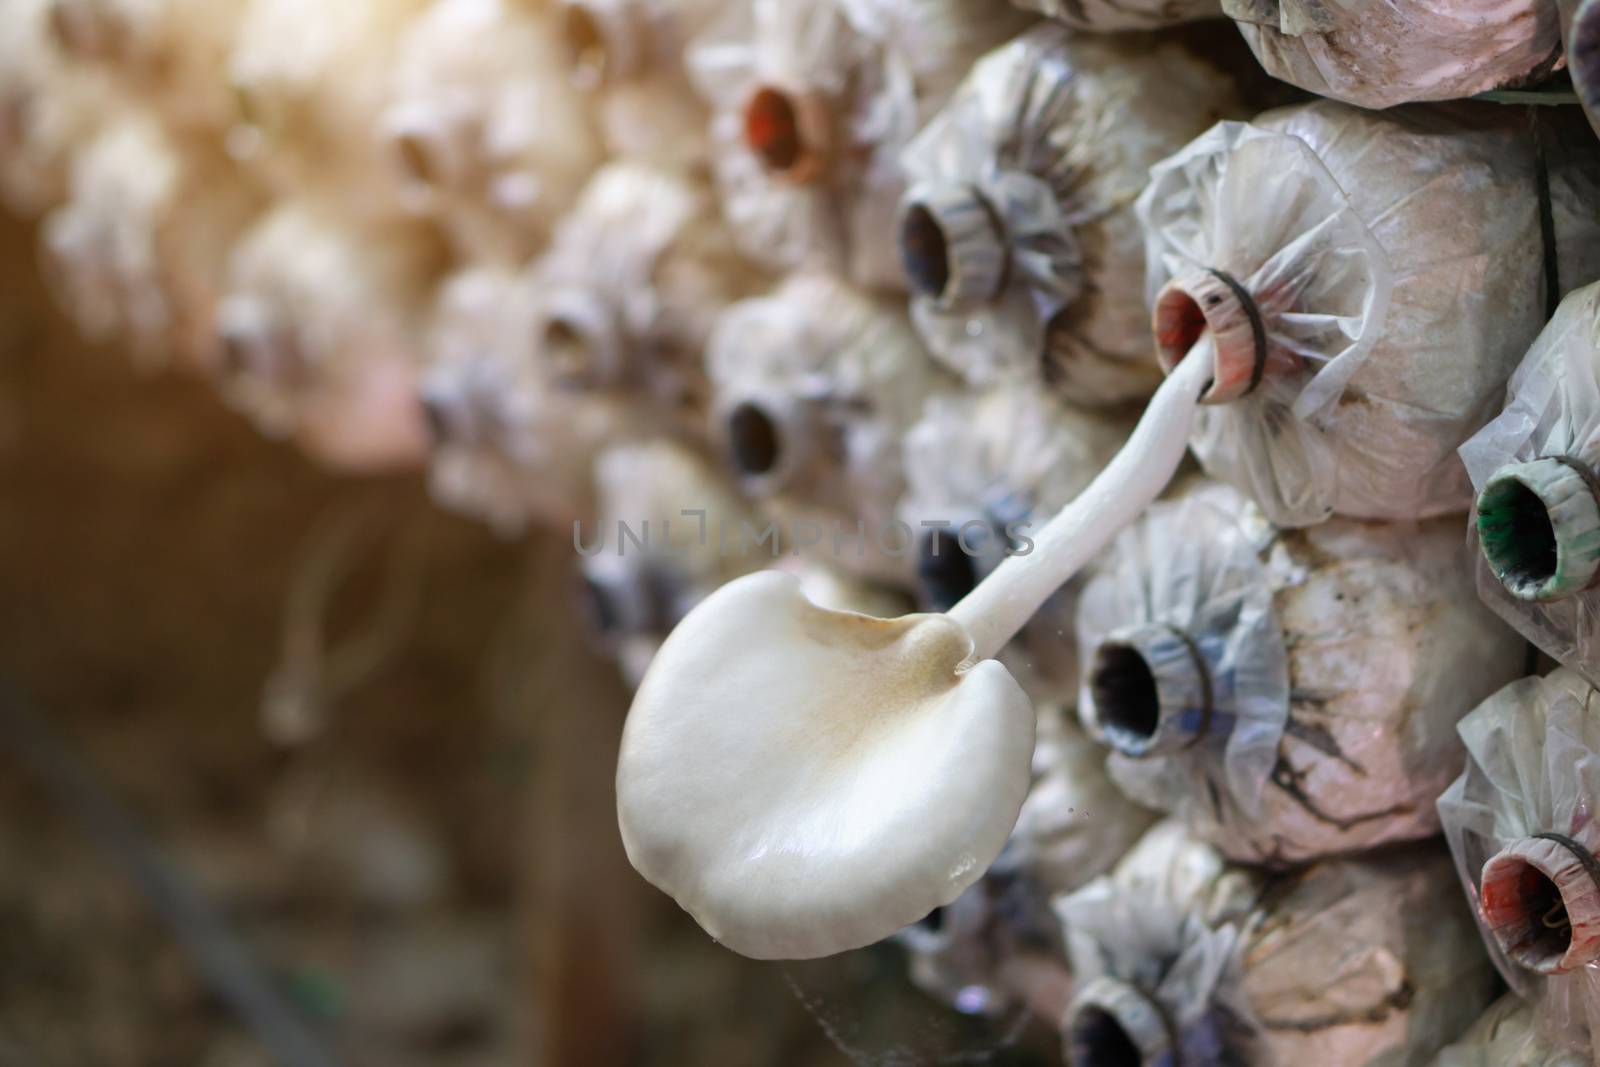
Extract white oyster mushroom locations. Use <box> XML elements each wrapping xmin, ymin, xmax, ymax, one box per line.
<box><xmin>617</xmin><ymin>348</ymin><xmax>1213</xmax><ymax>959</ymax></box>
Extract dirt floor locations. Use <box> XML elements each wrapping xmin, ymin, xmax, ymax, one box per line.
<box><xmin>0</xmin><ymin>206</ymin><xmax>1055</xmax><ymax>1067</ymax></box>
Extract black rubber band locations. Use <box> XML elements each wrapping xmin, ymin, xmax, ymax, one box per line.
<box><xmin>1529</xmin><ymin>108</ymin><xmax>1561</xmax><ymax>321</ymax></box>
<box><xmin>1205</xmin><ymin>268</ymin><xmax>1267</xmax><ymax>396</ymax></box>
<box><xmin>1162</xmin><ymin>624</ymin><xmax>1215</xmax><ymax>749</ymax></box>
<box><xmin>1533</xmin><ymin>832</ymin><xmax>1600</xmax><ymax>896</ymax></box>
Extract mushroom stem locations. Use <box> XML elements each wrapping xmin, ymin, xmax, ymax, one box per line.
<box><xmin>1479</xmin><ymin>834</ymin><xmax>1600</xmax><ymax>974</ymax></box>
<box><xmin>1476</xmin><ymin>458</ymin><xmax>1600</xmax><ymax>601</ymax></box>
<box><xmin>899</xmin><ymin>181</ymin><xmax>1008</xmax><ymax>309</ymax></box>
<box><xmin>1087</xmin><ymin>623</ymin><xmax>1219</xmax><ymax>758</ymax></box>
<box><xmin>948</xmin><ymin>344</ymin><xmax>1212</xmax><ymax>662</ymax></box>
<box><xmin>1066</xmin><ymin>976</ymin><xmax>1175</xmax><ymax>1067</ymax></box>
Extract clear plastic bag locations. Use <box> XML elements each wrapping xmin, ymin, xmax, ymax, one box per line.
<box><xmin>1438</xmin><ymin>669</ymin><xmax>1600</xmax><ymax>1064</ymax></box>
<box><xmin>1011</xmin><ymin>708</ymin><xmax>1157</xmax><ymax>896</ymax></box>
<box><xmin>1225</xmin><ymin>0</ymin><xmax>1564</xmax><ymax>109</ymax></box>
<box><xmin>44</xmin><ymin>0</ymin><xmax>244</xmax><ymax>134</ymax></box>
<box><xmin>704</xmin><ymin>273</ymin><xmax>950</xmax><ymax>582</ymax></box>
<box><xmin>421</xmin><ymin>266</ymin><xmax>627</xmax><ymax>533</ymax></box>
<box><xmin>1236</xmin><ymin>848</ymin><xmax>1496</xmax><ymax>1067</ymax></box>
<box><xmin>0</xmin><ymin>0</ymin><xmax>107</xmax><ymax>217</ymax></box>
<box><xmin>39</xmin><ymin>107</ymin><xmax>260</xmax><ymax>371</ymax></box>
<box><xmin>899</xmin><ymin>25</ymin><xmax>1240</xmax><ymax>406</ymax></box>
<box><xmin>581</xmin><ymin>440</ymin><xmax>760</xmax><ymax>689</ymax></box>
<box><xmin>524</xmin><ymin>162</ymin><xmax>757</xmax><ymax>434</ymax></box>
<box><xmin>382</xmin><ymin>0</ymin><xmax>602</xmax><ymax>263</ymax></box>
<box><xmin>898</xmin><ymin>383</ymin><xmax>1129</xmax><ymax>705</ymax></box>
<box><xmin>1564</xmin><ymin>1</ymin><xmax>1600</xmax><ymax>143</ymax></box>
<box><xmin>687</xmin><ymin>0</ymin><xmax>1023</xmax><ymax>291</ymax></box>
<box><xmin>229</xmin><ymin>0</ymin><xmax>431</xmax><ymax>214</ymax></box>
<box><xmin>1431</xmin><ymin>995</ymin><xmax>1591</xmax><ymax>1067</ymax></box>
<box><xmin>215</xmin><ymin>197</ymin><xmax>443</xmax><ymax>472</ymax></box>
<box><xmin>1056</xmin><ymin>821</ymin><xmax>1269</xmax><ymax>1067</ymax></box>
<box><xmin>558</xmin><ymin>0</ymin><xmax>720</xmax><ymax>168</ymax></box>
<box><xmin>1460</xmin><ymin>282</ymin><xmax>1600</xmax><ymax>689</ymax></box>
<box><xmin>1059</xmin><ymin>826</ymin><xmax>1494</xmax><ymax>1067</ymax></box>
<box><xmin>1137</xmin><ymin>100</ymin><xmax>1600</xmax><ymax>527</ymax></box>
<box><xmin>1012</xmin><ymin>0</ymin><xmax>1221</xmax><ymax>31</ymax></box>
<box><xmin>1077</xmin><ymin>480</ymin><xmax>1525</xmax><ymax>865</ymax></box>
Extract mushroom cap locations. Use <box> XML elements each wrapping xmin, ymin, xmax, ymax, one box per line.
<box><xmin>617</xmin><ymin>569</ymin><xmax>1035</xmax><ymax>959</ymax></box>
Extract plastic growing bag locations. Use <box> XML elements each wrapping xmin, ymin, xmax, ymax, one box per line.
<box><xmin>216</xmin><ymin>198</ymin><xmax>443</xmax><ymax>473</ymax></box>
<box><xmin>581</xmin><ymin>441</ymin><xmax>759</xmax><ymax>689</ymax></box>
<box><xmin>1438</xmin><ymin>670</ymin><xmax>1600</xmax><ymax>1063</ymax></box>
<box><xmin>558</xmin><ymin>0</ymin><xmax>720</xmax><ymax>168</ymax></box>
<box><xmin>382</xmin><ymin>0</ymin><xmax>601</xmax><ymax>263</ymax></box>
<box><xmin>1431</xmin><ymin>995</ymin><xmax>1591</xmax><ymax>1067</ymax></box>
<box><xmin>1011</xmin><ymin>709</ymin><xmax>1157</xmax><ymax>896</ymax></box>
<box><xmin>705</xmin><ymin>273</ymin><xmax>950</xmax><ymax>582</ymax></box>
<box><xmin>898</xmin><ymin>384</ymin><xmax>1128</xmax><ymax>705</ymax></box>
<box><xmin>40</xmin><ymin>108</ymin><xmax>259</xmax><ymax>371</ymax></box>
<box><xmin>1565</xmin><ymin>1</ymin><xmax>1600</xmax><ymax>143</ymax></box>
<box><xmin>1225</xmin><ymin>0</ymin><xmax>1563</xmax><ymax>109</ymax></box>
<box><xmin>229</xmin><ymin>0</ymin><xmax>430</xmax><ymax>212</ymax></box>
<box><xmin>420</xmin><ymin>266</ymin><xmax>631</xmax><ymax>533</ymax></box>
<box><xmin>524</xmin><ymin>162</ymin><xmax>756</xmax><ymax>434</ymax></box>
<box><xmin>1077</xmin><ymin>480</ymin><xmax>1525</xmax><ymax>865</ymax></box>
<box><xmin>0</xmin><ymin>0</ymin><xmax>106</xmax><ymax>217</ymax></box>
<box><xmin>1056</xmin><ymin>820</ymin><xmax>1269</xmax><ymax>1067</ymax></box>
<box><xmin>1059</xmin><ymin>825</ymin><xmax>1495</xmax><ymax>1067</ymax></box>
<box><xmin>1461</xmin><ymin>283</ymin><xmax>1600</xmax><ymax>689</ymax></box>
<box><xmin>687</xmin><ymin>0</ymin><xmax>1024</xmax><ymax>291</ymax></box>
<box><xmin>894</xmin><ymin>841</ymin><xmax>1069</xmax><ymax>1020</ymax></box>
<box><xmin>898</xmin><ymin>25</ymin><xmax>1240</xmax><ymax>406</ymax></box>
<box><xmin>43</xmin><ymin>0</ymin><xmax>244</xmax><ymax>133</ymax></box>
<box><xmin>1138</xmin><ymin>100</ymin><xmax>1600</xmax><ymax>528</ymax></box>
<box><xmin>1011</xmin><ymin>0</ymin><xmax>1221</xmax><ymax>31</ymax></box>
